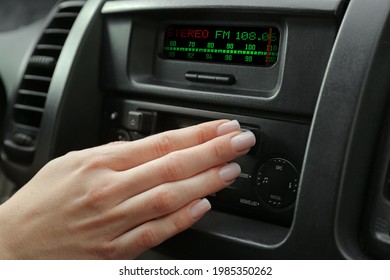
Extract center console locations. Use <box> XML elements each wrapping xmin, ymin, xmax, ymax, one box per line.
<box><xmin>99</xmin><ymin>0</ymin><xmax>339</xmax><ymax>230</ymax></box>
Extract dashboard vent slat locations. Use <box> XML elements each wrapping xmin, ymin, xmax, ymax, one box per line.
<box><xmin>18</xmin><ymin>90</ymin><xmax>48</xmax><ymax>98</ymax></box>
<box><xmin>35</xmin><ymin>44</ymin><xmax>63</xmax><ymax>51</ymax></box>
<box><xmin>27</xmin><ymin>55</ymin><xmax>57</xmax><ymax>77</ymax></box>
<box><xmin>29</xmin><ymin>55</ymin><xmax>57</xmax><ymax>69</ymax></box>
<box><xmin>14</xmin><ymin>104</ymin><xmax>45</xmax><ymax>113</ymax></box>
<box><xmin>23</xmin><ymin>75</ymin><xmax>52</xmax><ymax>82</ymax></box>
<box><xmin>34</xmin><ymin>45</ymin><xmax>63</xmax><ymax>58</ymax></box>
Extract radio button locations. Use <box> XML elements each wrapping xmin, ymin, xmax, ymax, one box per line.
<box><xmin>184</xmin><ymin>72</ymin><xmax>198</xmax><ymax>81</ymax></box>
<box><xmin>197</xmin><ymin>74</ymin><xmax>216</xmax><ymax>83</ymax></box>
<box><xmin>241</xmin><ymin>126</ymin><xmax>261</xmax><ymax>155</ymax></box>
<box><xmin>185</xmin><ymin>72</ymin><xmax>235</xmax><ymax>85</ymax></box>
<box><xmin>125</xmin><ymin>111</ymin><xmax>143</xmax><ymax>131</ymax></box>
<box><xmin>215</xmin><ymin>75</ymin><xmax>235</xmax><ymax>85</ymax></box>
<box><xmin>124</xmin><ymin>111</ymin><xmax>155</xmax><ymax>133</ymax></box>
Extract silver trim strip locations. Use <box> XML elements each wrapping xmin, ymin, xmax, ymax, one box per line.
<box><xmin>102</xmin><ymin>0</ymin><xmax>342</xmax><ymax>15</ymax></box>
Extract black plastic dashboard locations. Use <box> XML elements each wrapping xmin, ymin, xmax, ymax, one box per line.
<box><xmin>1</xmin><ymin>0</ymin><xmax>390</xmax><ymax>259</ymax></box>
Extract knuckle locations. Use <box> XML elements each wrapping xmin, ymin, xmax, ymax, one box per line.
<box><xmin>109</xmin><ymin>208</ymin><xmax>128</xmax><ymax>222</ymax></box>
<box><xmin>77</xmin><ymin>149</ymin><xmax>113</xmax><ymax>172</ymax></box>
<box><xmin>64</xmin><ymin>150</ymin><xmax>79</xmax><ymax>158</ymax></box>
<box><xmin>82</xmin><ymin>154</ymin><xmax>105</xmax><ymax>170</ymax></box>
<box><xmin>154</xmin><ymin>134</ymin><xmax>175</xmax><ymax>157</ymax></box>
<box><xmin>66</xmin><ymin>149</ymin><xmax>94</xmax><ymax>163</ymax></box>
<box><xmin>136</xmin><ymin>228</ymin><xmax>159</xmax><ymax>249</ymax></box>
<box><xmin>96</xmin><ymin>242</ymin><xmax>119</xmax><ymax>260</ymax></box>
<box><xmin>152</xmin><ymin>188</ymin><xmax>176</xmax><ymax>212</ymax></box>
<box><xmin>83</xmin><ymin>187</ymin><xmax>110</xmax><ymax>211</ymax></box>
<box><xmin>171</xmin><ymin>214</ymin><xmax>188</xmax><ymax>233</ymax></box>
<box><xmin>161</xmin><ymin>152</ymin><xmax>185</xmax><ymax>181</ymax></box>
<box><xmin>210</xmin><ymin>142</ymin><xmax>227</xmax><ymax>162</ymax></box>
<box><xmin>196</xmin><ymin>126</ymin><xmax>208</xmax><ymax>144</ymax></box>
<box><xmin>53</xmin><ymin>150</ymin><xmax>81</xmax><ymax>167</ymax></box>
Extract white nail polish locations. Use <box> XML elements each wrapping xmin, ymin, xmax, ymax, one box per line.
<box><xmin>219</xmin><ymin>162</ymin><xmax>241</xmax><ymax>182</ymax></box>
<box><xmin>216</xmin><ymin>120</ymin><xmax>240</xmax><ymax>136</ymax></box>
<box><xmin>189</xmin><ymin>198</ymin><xmax>211</xmax><ymax>219</ymax></box>
<box><xmin>231</xmin><ymin>131</ymin><xmax>256</xmax><ymax>152</ymax></box>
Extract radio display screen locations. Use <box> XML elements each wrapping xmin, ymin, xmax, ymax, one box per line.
<box><xmin>160</xmin><ymin>25</ymin><xmax>280</xmax><ymax>66</ymax></box>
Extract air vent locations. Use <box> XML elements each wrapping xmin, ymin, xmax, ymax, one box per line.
<box><xmin>4</xmin><ymin>0</ymin><xmax>86</xmax><ymax>163</ymax></box>
<box><xmin>13</xmin><ymin>1</ymin><xmax>85</xmax><ymax>129</ymax></box>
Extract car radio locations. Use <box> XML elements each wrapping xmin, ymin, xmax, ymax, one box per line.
<box><xmin>101</xmin><ymin>99</ymin><xmax>310</xmax><ymax>227</ymax></box>
<box><xmin>99</xmin><ymin>11</ymin><xmax>334</xmax><ymax>227</ymax></box>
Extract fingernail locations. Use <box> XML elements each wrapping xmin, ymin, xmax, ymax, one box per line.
<box><xmin>219</xmin><ymin>162</ymin><xmax>241</xmax><ymax>182</ymax></box>
<box><xmin>217</xmin><ymin>120</ymin><xmax>240</xmax><ymax>136</ymax></box>
<box><xmin>190</xmin><ymin>198</ymin><xmax>211</xmax><ymax>220</ymax></box>
<box><xmin>231</xmin><ymin>130</ymin><xmax>256</xmax><ymax>152</ymax></box>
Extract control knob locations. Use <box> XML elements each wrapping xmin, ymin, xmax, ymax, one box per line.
<box><xmin>256</xmin><ymin>158</ymin><xmax>299</xmax><ymax>209</ymax></box>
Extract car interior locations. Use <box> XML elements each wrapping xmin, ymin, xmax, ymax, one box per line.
<box><xmin>0</xmin><ymin>0</ymin><xmax>390</xmax><ymax>259</ymax></box>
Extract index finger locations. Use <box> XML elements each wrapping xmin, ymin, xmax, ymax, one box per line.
<box><xmin>91</xmin><ymin>119</ymin><xmax>241</xmax><ymax>171</ymax></box>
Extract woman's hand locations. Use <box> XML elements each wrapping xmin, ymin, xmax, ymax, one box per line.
<box><xmin>0</xmin><ymin>120</ymin><xmax>255</xmax><ymax>259</ymax></box>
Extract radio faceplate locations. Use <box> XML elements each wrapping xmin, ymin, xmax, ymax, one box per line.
<box><xmin>160</xmin><ymin>24</ymin><xmax>280</xmax><ymax>67</ymax></box>
<box><xmin>102</xmin><ymin>98</ymin><xmax>310</xmax><ymax>227</ymax></box>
